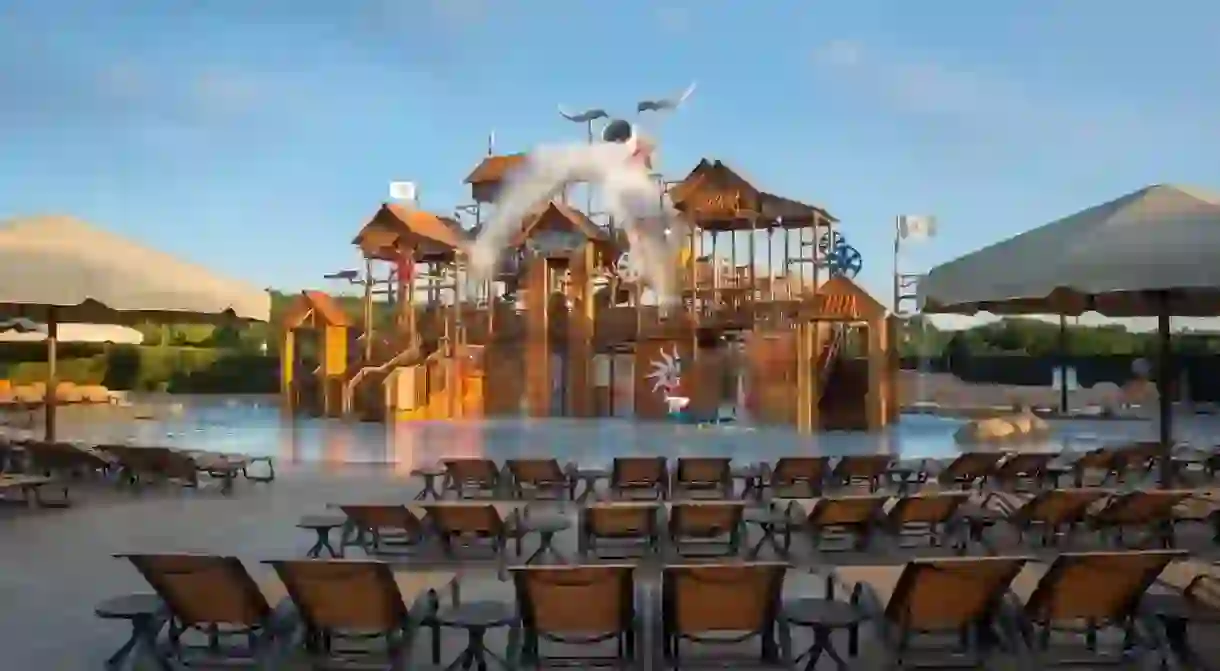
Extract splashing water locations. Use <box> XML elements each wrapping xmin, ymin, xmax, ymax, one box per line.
<box><xmin>467</xmin><ymin>137</ymin><xmax>688</xmax><ymax>306</ymax></box>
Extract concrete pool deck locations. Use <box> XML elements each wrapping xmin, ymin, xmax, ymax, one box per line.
<box><xmin>4</xmin><ymin>460</ymin><xmax>1220</xmax><ymax>669</ymax></box>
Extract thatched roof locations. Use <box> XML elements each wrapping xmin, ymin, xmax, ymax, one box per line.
<box><xmin>509</xmin><ymin>200</ymin><xmax>610</xmax><ymax>247</ymax></box>
<box><xmin>464</xmin><ymin>153</ymin><xmax>528</xmax><ymax>185</ymax></box>
<box><xmin>281</xmin><ymin>290</ymin><xmax>351</xmax><ymax>330</ymax></box>
<box><xmin>669</xmin><ymin>159</ymin><xmax>837</xmax><ymax>230</ymax></box>
<box><xmin>352</xmin><ymin>203</ymin><xmax>469</xmax><ymax>261</ymax></box>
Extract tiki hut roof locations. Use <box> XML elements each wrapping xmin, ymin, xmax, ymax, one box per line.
<box><xmin>281</xmin><ymin>290</ymin><xmax>351</xmax><ymax>330</ymax></box>
<box><xmin>669</xmin><ymin>159</ymin><xmax>837</xmax><ymax>230</ymax></box>
<box><xmin>509</xmin><ymin>200</ymin><xmax>610</xmax><ymax>247</ymax></box>
<box><xmin>352</xmin><ymin>203</ymin><xmax>469</xmax><ymax>261</ymax></box>
<box><xmin>464</xmin><ymin>153</ymin><xmax>528</xmax><ymax>185</ymax></box>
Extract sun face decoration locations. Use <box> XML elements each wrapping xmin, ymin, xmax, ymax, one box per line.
<box><xmin>646</xmin><ymin>345</ymin><xmax>683</xmax><ymax>397</ymax></box>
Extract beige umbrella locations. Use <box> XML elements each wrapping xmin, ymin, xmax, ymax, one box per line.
<box><xmin>919</xmin><ymin>184</ymin><xmax>1220</xmax><ymax>484</ymax></box>
<box><xmin>0</xmin><ymin>319</ymin><xmax>145</xmax><ymax>345</ymax></box>
<box><xmin>0</xmin><ymin>215</ymin><xmax>271</xmax><ymax>439</ymax></box>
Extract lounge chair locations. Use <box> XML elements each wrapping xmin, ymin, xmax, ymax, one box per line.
<box><xmin>265</xmin><ymin>559</ymin><xmax>457</xmax><ymax>669</ymax></box>
<box><xmin>1150</xmin><ymin>559</ymin><xmax>1220</xmax><ymax>668</ymax></box>
<box><xmin>183</xmin><ymin>450</ymin><xmax>275</xmax><ymax>484</ymax></box>
<box><xmin>99</xmin><ymin>445</ymin><xmax>243</xmax><ymax>494</ymax></box>
<box><xmin>756</xmin><ymin>456</ymin><xmax>828</xmax><ymax>499</ymax></box>
<box><xmin>1088</xmin><ymin>489</ymin><xmax>1194</xmax><ymax>548</ymax></box>
<box><xmin>579</xmin><ymin>501</ymin><xmax>662</xmax><ymax>559</ymax></box>
<box><xmin>422</xmin><ymin>502</ymin><xmax>526</xmax><ymax>561</ymax></box>
<box><xmin>1070</xmin><ymin>443</ymin><xmax>1160</xmax><ymax>488</ymax></box>
<box><xmin>672</xmin><ymin>457</ymin><xmax>734</xmax><ymax>499</ymax></box>
<box><xmin>1005</xmin><ymin>550</ymin><xmax>1185</xmax><ymax>666</ymax></box>
<box><xmin>0</xmin><ymin>473</ymin><xmax>70</xmax><ymax>507</ymax></box>
<box><xmin>833</xmin><ymin>556</ymin><xmax>1030</xmax><ymax>668</ymax></box>
<box><xmin>935</xmin><ymin>452</ymin><xmax>1006</xmax><ymax>490</ymax></box>
<box><xmin>991</xmin><ymin>452</ymin><xmax>1058</xmax><ymax>491</ymax></box>
<box><xmin>114</xmin><ymin>553</ymin><xmax>296</xmax><ymax>668</ymax></box>
<box><xmin>506</xmin><ymin>458</ymin><xmax>576</xmax><ymax>502</ymax></box>
<box><xmin>781</xmin><ymin>494</ymin><xmax>890</xmax><ymax>551</ymax></box>
<box><xmin>610</xmin><ymin>457</ymin><xmax>669</xmax><ymax>500</ymax></box>
<box><xmin>666</xmin><ymin>501</ymin><xmax>747</xmax><ymax>557</ymax></box>
<box><xmin>337</xmin><ymin>504</ymin><xmax>429</xmax><ymax>555</ymax></box>
<box><xmin>828</xmin><ymin>455</ymin><xmax>894</xmax><ymax>492</ymax></box>
<box><xmin>882</xmin><ymin>491</ymin><xmax>971</xmax><ymax>550</ymax></box>
<box><xmin>660</xmin><ymin>562</ymin><xmax>793</xmax><ymax>668</ymax></box>
<box><xmin>985</xmin><ymin>488</ymin><xmax>1111</xmax><ymax>547</ymax></box>
<box><xmin>442</xmin><ymin>458</ymin><xmax>503</xmax><ymax>498</ymax></box>
<box><xmin>20</xmin><ymin>440</ymin><xmax>112</xmax><ymax>478</ymax></box>
<box><xmin>511</xmin><ymin>564</ymin><xmax>640</xmax><ymax>667</ymax></box>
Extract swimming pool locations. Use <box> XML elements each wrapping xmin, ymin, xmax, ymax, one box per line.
<box><xmin>1</xmin><ymin>394</ymin><xmax>1186</xmax><ymax>469</ymax></box>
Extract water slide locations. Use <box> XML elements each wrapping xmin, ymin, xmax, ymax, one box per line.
<box><xmin>341</xmin><ymin>333</ymin><xmax>432</xmax><ymax>417</ymax></box>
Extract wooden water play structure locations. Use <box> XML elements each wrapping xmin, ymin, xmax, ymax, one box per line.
<box><xmin>281</xmin><ymin>154</ymin><xmax>899</xmax><ymax>431</ymax></box>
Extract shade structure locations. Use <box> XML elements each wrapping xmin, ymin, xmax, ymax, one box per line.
<box><xmin>0</xmin><ymin>319</ymin><xmax>144</xmax><ymax>345</ymax></box>
<box><xmin>0</xmin><ymin>215</ymin><xmax>271</xmax><ymax>439</ymax></box>
<box><xmin>919</xmin><ymin>184</ymin><xmax>1220</xmax><ymax>486</ymax></box>
<box><xmin>919</xmin><ymin>184</ymin><xmax>1220</xmax><ymax>316</ymax></box>
<box><xmin>0</xmin><ymin>215</ymin><xmax>270</xmax><ymax>324</ymax></box>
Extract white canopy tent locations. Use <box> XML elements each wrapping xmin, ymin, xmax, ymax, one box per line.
<box><xmin>0</xmin><ymin>215</ymin><xmax>270</xmax><ymax>438</ymax></box>
<box><xmin>919</xmin><ymin>184</ymin><xmax>1220</xmax><ymax>484</ymax></box>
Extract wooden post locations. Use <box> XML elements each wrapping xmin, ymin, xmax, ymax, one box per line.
<box><xmin>866</xmin><ymin>318</ymin><xmax>889</xmax><ymax>430</ymax></box>
<box><xmin>281</xmin><ymin>329</ymin><xmax>295</xmax><ymax>410</ymax></box>
<box><xmin>886</xmin><ymin>315</ymin><xmax>901</xmax><ymax>423</ymax></box>
<box><xmin>321</xmin><ymin>325</ymin><xmax>348</xmax><ymax>417</ymax></box>
<box><xmin>567</xmin><ymin>244</ymin><xmax>595</xmax><ymax>416</ymax></box>
<box><xmin>44</xmin><ymin>309</ymin><xmax>58</xmax><ymax>441</ymax></box>
<box><xmin>795</xmin><ymin>322</ymin><xmax>811</xmax><ymax>433</ymax></box>
<box><xmin>524</xmin><ymin>257</ymin><xmax>551</xmax><ymax>417</ymax></box>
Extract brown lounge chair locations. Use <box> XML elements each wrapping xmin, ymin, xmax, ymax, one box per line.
<box><xmin>611</xmin><ymin>457</ymin><xmax>669</xmax><ymax>500</ymax></box>
<box><xmin>660</xmin><ymin>562</ymin><xmax>793</xmax><ymax>668</ymax></box>
<box><xmin>882</xmin><ymin>491</ymin><xmax>971</xmax><ymax>550</ymax></box>
<box><xmin>99</xmin><ymin>445</ymin><xmax>244</xmax><ymax>494</ymax></box>
<box><xmin>337</xmin><ymin>504</ymin><xmax>429</xmax><ymax>555</ymax></box>
<box><xmin>833</xmin><ymin>556</ymin><xmax>1030</xmax><ymax>668</ymax></box>
<box><xmin>935</xmin><ymin>452</ymin><xmax>1006</xmax><ymax>490</ymax></box>
<box><xmin>1070</xmin><ymin>443</ymin><xmax>1161</xmax><ymax>488</ymax></box>
<box><xmin>1005</xmin><ymin>549</ymin><xmax>1184</xmax><ymax>666</ymax></box>
<box><xmin>666</xmin><ymin>501</ymin><xmax>747</xmax><ymax>557</ymax></box>
<box><xmin>506</xmin><ymin>458</ymin><xmax>576</xmax><ymax>502</ymax></box>
<box><xmin>671</xmin><ymin>457</ymin><xmax>733</xmax><ymax>499</ymax></box>
<box><xmin>511</xmin><ymin>564</ymin><xmax>639</xmax><ymax>667</ymax></box>
<box><xmin>1088</xmin><ymin>489</ymin><xmax>1195</xmax><ymax>548</ymax></box>
<box><xmin>1149</xmin><ymin>559</ymin><xmax>1220</xmax><ymax>668</ymax></box>
<box><xmin>579</xmin><ymin>501</ymin><xmax>662</xmax><ymax>558</ymax></box>
<box><xmin>984</xmin><ymin>488</ymin><xmax>1111</xmax><ymax>547</ymax></box>
<box><xmin>756</xmin><ymin>456</ymin><xmax>828</xmax><ymax>498</ymax></box>
<box><xmin>20</xmin><ymin>440</ymin><xmax>112</xmax><ymax>478</ymax></box>
<box><xmin>991</xmin><ymin>452</ymin><xmax>1058</xmax><ymax>491</ymax></box>
<box><xmin>442</xmin><ymin>458</ymin><xmax>503</xmax><ymax>498</ymax></box>
<box><xmin>265</xmin><ymin>559</ymin><xmax>457</xmax><ymax>669</ymax></box>
<box><xmin>421</xmin><ymin>502</ymin><xmax>526</xmax><ymax>561</ymax></box>
<box><xmin>0</xmin><ymin>473</ymin><xmax>70</xmax><ymax>507</ymax></box>
<box><xmin>829</xmin><ymin>455</ymin><xmax>894</xmax><ymax>492</ymax></box>
<box><xmin>780</xmin><ymin>494</ymin><xmax>890</xmax><ymax>551</ymax></box>
<box><xmin>113</xmin><ymin>553</ymin><xmax>296</xmax><ymax>668</ymax></box>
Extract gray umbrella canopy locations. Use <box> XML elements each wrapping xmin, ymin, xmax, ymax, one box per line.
<box><xmin>0</xmin><ymin>215</ymin><xmax>270</xmax><ymax>440</ymax></box>
<box><xmin>0</xmin><ymin>215</ymin><xmax>270</xmax><ymax>324</ymax></box>
<box><xmin>919</xmin><ymin>185</ymin><xmax>1220</xmax><ymax>316</ymax></box>
<box><xmin>919</xmin><ymin>184</ymin><xmax>1220</xmax><ymax>486</ymax></box>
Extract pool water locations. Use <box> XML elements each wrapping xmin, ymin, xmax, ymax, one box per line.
<box><xmin>1</xmin><ymin>394</ymin><xmax>1191</xmax><ymax>470</ymax></box>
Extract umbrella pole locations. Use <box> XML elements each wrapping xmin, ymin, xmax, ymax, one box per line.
<box><xmin>1156</xmin><ymin>292</ymin><xmax>1173</xmax><ymax>488</ymax></box>
<box><xmin>44</xmin><ymin>308</ymin><xmax>58</xmax><ymax>442</ymax></box>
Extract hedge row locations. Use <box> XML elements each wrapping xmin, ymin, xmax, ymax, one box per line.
<box><xmin>0</xmin><ymin>345</ymin><xmax>279</xmax><ymax>394</ymax></box>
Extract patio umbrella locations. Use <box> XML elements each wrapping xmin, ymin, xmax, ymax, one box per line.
<box><xmin>0</xmin><ymin>215</ymin><xmax>271</xmax><ymax>439</ymax></box>
<box><xmin>0</xmin><ymin>319</ymin><xmax>144</xmax><ymax>345</ymax></box>
<box><xmin>918</xmin><ymin>184</ymin><xmax>1220</xmax><ymax>485</ymax></box>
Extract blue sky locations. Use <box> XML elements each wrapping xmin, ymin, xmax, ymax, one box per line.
<box><xmin>3</xmin><ymin>1</ymin><xmax>1218</xmax><ymax>328</ymax></box>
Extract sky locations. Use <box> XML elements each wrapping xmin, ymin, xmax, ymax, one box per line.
<box><xmin>2</xmin><ymin>1</ymin><xmax>1218</xmax><ymax>330</ymax></box>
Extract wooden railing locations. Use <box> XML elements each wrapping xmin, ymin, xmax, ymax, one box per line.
<box><xmin>815</xmin><ymin>324</ymin><xmax>846</xmax><ymax>400</ymax></box>
<box><xmin>341</xmin><ymin>337</ymin><xmax>425</xmax><ymax>416</ymax></box>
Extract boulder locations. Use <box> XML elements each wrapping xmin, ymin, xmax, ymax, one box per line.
<box><xmin>954</xmin><ymin>412</ymin><xmax>1050</xmax><ymax>444</ymax></box>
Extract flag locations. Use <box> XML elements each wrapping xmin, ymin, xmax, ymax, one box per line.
<box><xmin>389</xmin><ymin>181</ymin><xmax>417</xmax><ymax>202</ymax></box>
<box><xmin>898</xmin><ymin>215</ymin><xmax>937</xmax><ymax>241</ymax></box>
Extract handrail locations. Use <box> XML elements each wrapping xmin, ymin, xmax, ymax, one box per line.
<box><xmin>815</xmin><ymin>323</ymin><xmax>846</xmax><ymax>397</ymax></box>
<box><xmin>341</xmin><ymin>338</ymin><xmax>425</xmax><ymax>416</ymax></box>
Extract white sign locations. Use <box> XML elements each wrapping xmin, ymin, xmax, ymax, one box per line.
<box><xmin>389</xmin><ymin>181</ymin><xmax>417</xmax><ymax>202</ymax></box>
<box><xmin>898</xmin><ymin>215</ymin><xmax>937</xmax><ymax>241</ymax></box>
